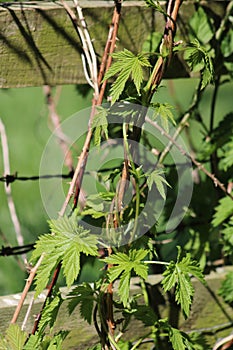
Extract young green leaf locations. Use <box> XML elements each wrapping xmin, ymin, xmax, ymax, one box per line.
<box><xmin>31</xmin><ymin>213</ymin><xmax>98</xmax><ymax>297</ymax></box>
<box><xmin>38</xmin><ymin>290</ymin><xmax>63</xmax><ymax>335</ymax></box>
<box><xmin>151</xmin><ymin>102</ymin><xmax>176</xmax><ymax>132</ymax></box>
<box><xmin>5</xmin><ymin>324</ymin><xmax>27</xmax><ymax>350</ymax></box>
<box><xmin>169</xmin><ymin>327</ymin><xmax>196</xmax><ymax>350</ymax></box>
<box><xmin>46</xmin><ymin>331</ymin><xmax>68</xmax><ymax>350</ymax></box>
<box><xmin>24</xmin><ymin>331</ymin><xmax>68</xmax><ymax>350</ymax></box>
<box><xmin>68</xmin><ymin>283</ymin><xmax>96</xmax><ymax>324</ymax></box>
<box><xmin>162</xmin><ymin>247</ymin><xmax>206</xmax><ymax>318</ymax></box>
<box><xmin>92</xmin><ymin>106</ymin><xmax>109</xmax><ymax>147</ymax></box>
<box><xmin>212</xmin><ymin>196</ymin><xmax>233</xmax><ymax>227</ymax></box>
<box><xmin>144</xmin><ymin>0</ymin><xmax>170</xmax><ymax>20</ymax></box>
<box><xmin>23</xmin><ymin>334</ymin><xmax>41</xmax><ymax>350</ymax></box>
<box><xmin>188</xmin><ymin>332</ymin><xmax>211</xmax><ymax>350</ymax></box>
<box><xmin>220</xmin><ymin>137</ymin><xmax>233</xmax><ymax>171</ymax></box>
<box><xmin>169</xmin><ymin>327</ymin><xmax>187</xmax><ymax>350</ymax></box>
<box><xmin>184</xmin><ymin>39</ymin><xmax>214</xmax><ymax>90</ymax></box>
<box><xmin>104</xmin><ymin>249</ymin><xmax>148</xmax><ymax>306</ymax></box>
<box><xmin>104</xmin><ymin>49</ymin><xmax>151</xmax><ymax>104</ymax></box>
<box><xmin>219</xmin><ymin>271</ymin><xmax>233</xmax><ymax>304</ymax></box>
<box><xmin>146</xmin><ymin>169</ymin><xmax>171</xmax><ymax>200</ymax></box>
<box><xmin>157</xmin><ymin>319</ymin><xmax>195</xmax><ymax>350</ymax></box>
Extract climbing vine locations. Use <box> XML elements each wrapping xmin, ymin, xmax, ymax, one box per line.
<box><xmin>1</xmin><ymin>1</ymin><xmax>233</xmax><ymax>349</ymax></box>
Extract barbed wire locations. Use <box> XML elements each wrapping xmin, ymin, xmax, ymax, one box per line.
<box><xmin>0</xmin><ymin>171</ymin><xmax>74</xmax><ymax>186</ymax></box>
<box><xmin>0</xmin><ymin>243</ymin><xmax>34</xmax><ymax>256</ymax></box>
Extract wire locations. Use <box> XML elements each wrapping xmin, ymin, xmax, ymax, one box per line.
<box><xmin>0</xmin><ymin>170</ymin><xmax>74</xmax><ymax>186</ymax></box>
<box><xmin>0</xmin><ymin>243</ymin><xmax>35</xmax><ymax>256</ymax></box>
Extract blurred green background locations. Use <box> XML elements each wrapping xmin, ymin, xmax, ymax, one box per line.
<box><xmin>0</xmin><ymin>79</ymin><xmax>232</xmax><ymax>295</ymax></box>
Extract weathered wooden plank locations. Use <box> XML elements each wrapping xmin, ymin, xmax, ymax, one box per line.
<box><xmin>0</xmin><ymin>1</ymin><xmax>227</xmax><ymax>88</ymax></box>
<box><xmin>0</xmin><ymin>0</ymin><xmax>184</xmax><ymax>88</ymax></box>
<box><xmin>1</xmin><ymin>269</ymin><xmax>233</xmax><ymax>349</ymax></box>
<box><xmin>0</xmin><ymin>1</ymin><xmax>155</xmax><ymax>87</ymax></box>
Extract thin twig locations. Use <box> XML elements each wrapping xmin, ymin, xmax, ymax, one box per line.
<box><xmin>60</xmin><ymin>0</ymin><xmax>121</xmax><ymax>215</ymax></box>
<box><xmin>144</xmin><ymin>0</ymin><xmax>183</xmax><ymax>100</ymax></box>
<box><xmin>98</xmin><ymin>2</ymin><xmax>121</xmax><ymax>103</ymax></box>
<box><xmin>74</xmin><ymin>0</ymin><xmax>99</xmax><ymax>99</ymax></box>
<box><xmin>0</xmin><ymin>119</ymin><xmax>25</xmax><ymax>261</ymax></box>
<box><xmin>21</xmin><ymin>295</ymin><xmax>34</xmax><ymax>331</ymax></box>
<box><xmin>213</xmin><ymin>333</ymin><xmax>233</xmax><ymax>350</ymax></box>
<box><xmin>31</xmin><ymin>261</ymin><xmax>61</xmax><ymax>334</ymax></box>
<box><xmin>158</xmin><ymin>79</ymin><xmax>202</xmax><ymax>164</ymax></box>
<box><xmin>11</xmin><ymin>254</ymin><xmax>44</xmax><ymax>324</ymax></box>
<box><xmin>146</xmin><ymin>116</ymin><xmax>233</xmax><ymax>201</ymax></box>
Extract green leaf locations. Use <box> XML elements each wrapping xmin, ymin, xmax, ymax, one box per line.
<box><xmin>175</xmin><ymin>271</ymin><xmax>193</xmax><ymax>317</ymax></box>
<box><xmin>219</xmin><ymin>271</ymin><xmax>233</xmax><ymax>304</ymax></box>
<box><xmin>23</xmin><ymin>334</ymin><xmax>40</xmax><ymax>350</ymax></box>
<box><xmin>146</xmin><ymin>169</ymin><xmax>171</xmax><ymax>200</ymax></box>
<box><xmin>220</xmin><ymin>137</ymin><xmax>233</xmax><ymax>171</ymax></box>
<box><xmin>212</xmin><ymin>196</ymin><xmax>233</xmax><ymax>227</ymax></box>
<box><xmin>104</xmin><ymin>49</ymin><xmax>151</xmax><ymax>103</ymax></box>
<box><xmin>104</xmin><ymin>249</ymin><xmax>148</xmax><ymax>306</ymax></box>
<box><xmin>162</xmin><ymin>248</ymin><xmax>206</xmax><ymax>318</ymax></box>
<box><xmin>189</xmin><ymin>6</ymin><xmax>214</xmax><ymax>44</ymax></box>
<box><xmin>144</xmin><ymin>0</ymin><xmax>168</xmax><ymax>18</ymax></box>
<box><xmin>68</xmin><ymin>283</ymin><xmax>96</xmax><ymax>324</ymax></box>
<box><xmin>169</xmin><ymin>327</ymin><xmax>187</xmax><ymax>350</ymax></box>
<box><xmin>188</xmin><ymin>332</ymin><xmax>211</xmax><ymax>350</ymax></box>
<box><xmin>221</xmin><ymin>29</ymin><xmax>233</xmax><ymax>58</ymax></box>
<box><xmin>92</xmin><ymin>106</ymin><xmax>109</xmax><ymax>147</ymax></box>
<box><xmin>118</xmin><ymin>271</ymin><xmax>131</xmax><ymax>306</ymax></box>
<box><xmin>178</xmin><ymin>253</ymin><xmax>206</xmax><ymax>284</ymax></box>
<box><xmin>184</xmin><ymin>39</ymin><xmax>214</xmax><ymax>89</ymax></box>
<box><xmin>31</xmin><ymin>213</ymin><xmax>98</xmax><ymax>296</ymax></box>
<box><xmin>221</xmin><ymin>218</ymin><xmax>233</xmax><ymax>256</ymax></box>
<box><xmin>5</xmin><ymin>324</ymin><xmax>27</xmax><ymax>350</ymax></box>
<box><xmin>151</xmin><ymin>102</ymin><xmax>176</xmax><ymax>132</ymax></box>
<box><xmin>38</xmin><ymin>290</ymin><xmax>63</xmax><ymax>335</ymax></box>
<box><xmin>0</xmin><ymin>336</ymin><xmax>8</xmax><ymax>350</ymax></box>
<box><xmin>62</xmin><ymin>242</ymin><xmax>81</xmax><ymax>287</ymax></box>
<box><xmin>157</xmin><ymin>319</ymin><xmax>195</xmax><ymax>350</ymax></box>
<box><xmin>162</xmin><ymin>261</ymin><xmax>177</xmax><ymax>290</ymax></box>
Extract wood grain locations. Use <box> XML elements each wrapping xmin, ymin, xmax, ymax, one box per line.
<box><xmin>0</xmin><ymin>0</ymin><xmax>189</xmax><ymax>88</ymax></box>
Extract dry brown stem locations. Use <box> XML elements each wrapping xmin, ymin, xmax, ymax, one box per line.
<box><xmin>11</xmin><ymin>254</ymin><xmax>44</xmax><ymax>324</ymax></box>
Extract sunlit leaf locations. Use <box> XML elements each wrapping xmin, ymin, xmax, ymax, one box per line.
<box><xmin>151</xmin><ymin>102</ymin><xmax>176</xmax><ymax>131</ymax></box>
<box><xmin>146</xmin><ymin>169</ymin><xmax>171</xmax><ymax>200</ymax></box>
<box><xmin>104</xmin><ymin>249</ymin><xmax>148</xmax><ymax>306</ymax></box>
<box><xmin>212</xmin><ymin>196</ymin><xmax>233</xmax><ymax>227</ymax></box>
<box><xmin>5</xmin><ymin>324</ymin><xmax>27</xmax><ymax>350</ymax></box>
<box><xmin>92</xmin><ymin>106</ymin><xmax>109</xmax><ymax>147</ymax></box>
<box><xmin>104</xmin><ymin>49</ymin><xmax>151</xmax><ymax>103</ymax></box>
<box><xmin>31</xmin><ymin>213</ymin><xmax>98</xmax><ymax>296</ymax></box>
<box><xmin>162</xmin><ymin>247</ymin><xmax>206</xmax><ymax>318</ymax></box>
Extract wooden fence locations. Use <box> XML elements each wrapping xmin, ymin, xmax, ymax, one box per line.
<box><xmin>0</xmin><ymin>1</ymin><xmax>225</xmax><ymax>87</ymax></box>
